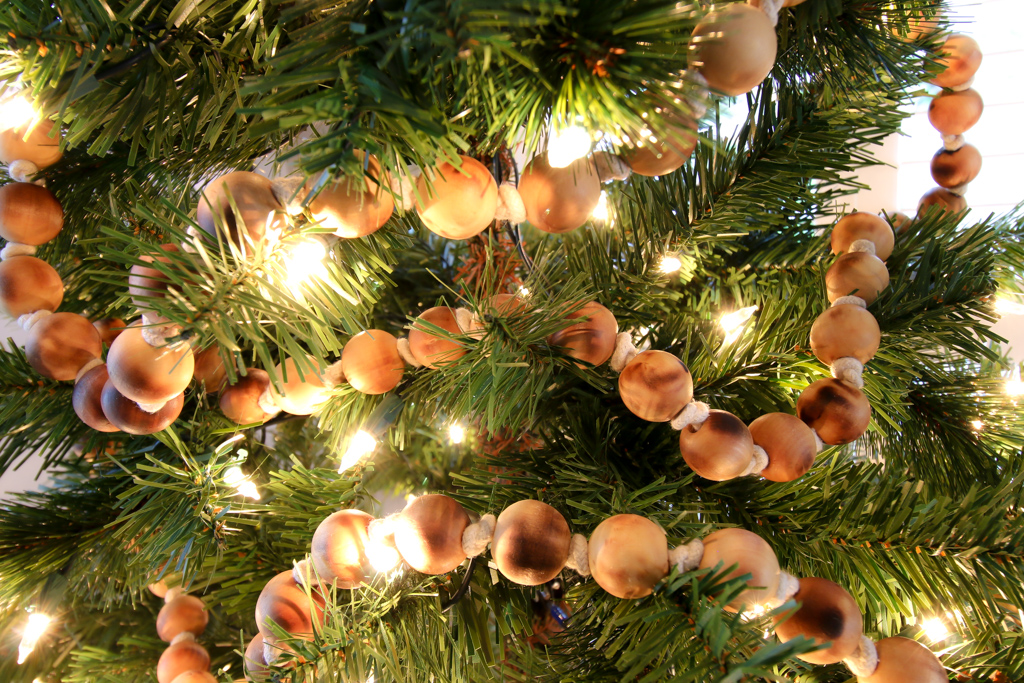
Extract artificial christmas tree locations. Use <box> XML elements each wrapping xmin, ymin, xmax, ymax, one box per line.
<box><xmin>1</xmin><ymin>0</ymin><xmax>1022</xmax><ymax>682</ymax></box>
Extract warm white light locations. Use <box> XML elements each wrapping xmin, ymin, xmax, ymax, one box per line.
<box><xmin>283</xmin><ymin>237</ymin><xmax>329</xmax><ymax>296</ymax></box>
<box><xmin>339</xmin><ymin>430</ymin><xmax>377</xmax><ymax>472</ymax></box>
<box><xmin>449</xmin><ymin>424</ymin><xmax>466</xmax><ymax>444</ymax></box>
<box><xmin>971</xmin><ymin>419</ymin><xmax>984</xmax><ymax>431</ymax></box>
<box><xmin>547</xmin><ymin>125</ymin><xmax>592</xmax><ymax>168</ymax></box>
<box><xmin>1007</xmin><ymin>368</ymin><xmax>1024</xmax><ymax>398</ymax></box>
<box><xmin>995</xmin><ymin>297</ymin><xmax>1024</xmax><ymax>316</ymax></box>
<box><xmin>921</xmin><ymin>617</ymin><xmax>949</xmax><ymax>642</ymax></box>
<box><xmin>720</xmin><ymin>305</ymin><xmax>759</xmax><ymax>344</ymax></box>
<box><xmin>18</xmin><ymin>612</ymin><xmax>51</xmax><ymax>664</ymax></box>
<box><xmin>365</xmin><ymin>539</ymin><xmax>401</xmax><ymax>573</ymax></box>
<box><xmin>592</xmin><ymin>191</ymin><xmax>611</xmax><ymax>223</ymax></box>
<box><xmin>518</xmin><ymin>286</ymin><xmax>531</xmax><ymax>297</ymax></box>
<box><xmin>223</xmin><ymin>466</ymin><xmax>260</xmax><ymax>500</ymax></box>
<box><xmin>0</xmin><ymin>95</ymin><xmax>36</xmax><ymax>132</ymax></box>
<box><xmin>236</xmin><ymin>480</ymin><xmax>261</xmax><ymax>500</ymax></box>
<box><xmin>659</xmin><ymin>255</ymin><xmax>682</xmax><ymax>274</ymax></box>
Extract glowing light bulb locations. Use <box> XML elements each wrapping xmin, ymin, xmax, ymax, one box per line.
<box><xmin>283</xmin><ymin>237</ymin><xmax>329</xmax><ymax>296</ymax></box>
<box><xmin>449</xmin><ymin>424</ymin><xmax>466</xmax><ymax>444</ymax></box>
<box><xmin>720</xmin><ymin>305</ymin><xmax>759</xmax><ymax>345</ymax></box>
<box><xmin>518</xmin><ymin>286</ymin><xmax>531</xmax><ymax>297</ymax></box>
<box><xmin>921</xmin><ymin>617</ymin><xmax>949</xmax><ymax>642</ymax></box>
<box><xmin>0</xmin><ymin>95</ymin><xmax>36</xmax><ymax>132</ymax></box>
<box><xmin>971</xmin><ymin>419</ymin><xmax>984</xmax><ymax>431</ymax></box>
<box><xmin>592</xmin><ymin>191</ymin><xmax>611</xmax><ymax>224</ymax></box>
<box><xmin>659</xmin><ymin>255</ymin><xmax>682</xmax><ymax>274</ymax></box>
<box><xmin>339</xmin><ymin>430</ymin><xmax>377</xmax><ymax>472</ymax></box>
<box><xmin>18</xmin><ymin>612</ymin><xmax>51</xmax><ymax>664</ymax></box>
<box><xmin>365</xmin><ymin>540</ymin><xmax>401</xmax><ymax>573</ymax></box>
<box><xmin>223</xmin><ymin>466</ymin><xmax>260</xmax><ymax>500</ymax></box>
<box><xmin>995</xmin><ymin>297</ymin><xmax>1024</xmax><ymax>316</ymax></box>
<box><xmin>547</xmin><ymin>125</ymin><xmax>592</xmax><ymax>168</ymax></box>
<box><xmin>1007</xmin><ymin>368</ymin><xmax>1024</xmax><ymax>398</ymax></box>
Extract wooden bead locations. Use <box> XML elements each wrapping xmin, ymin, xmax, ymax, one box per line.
<box><xmin>0</xmin><ymin>255</ymin><xmax>63</xmax><ymax>317</ymax></box>
<box><xmin>932</xmin><ymin>34</ymin><xmax>983</xmax><ymax>88</ymax></box>
<box><xmin>100</xmin><ymin>379</ymin><xmax>184</xmax><ymax>435</ymax></box>
<box><xmin>485</xmin><ymin>293</ymin><xmax>528</xmax><ymax>316</ymax></box>
<box><xmin>831</xmin><ymin>212</ymin><xmax>894</xmax><ymax>261</ymax></box>
<box><xmin>862</xmin><ymin>637</ymin><xmax>946</xmax><ymax>683</ymax></box>
<box><xmin>192</xmin><ymin>345</ymin><xmax>231</xmax><ymax>392</ymax></box>
<box><xmin>156</xmin><ymin>594</ymin><xmax>209</xmax><ymax>642</ymax></box>
<box><xmin>220</xmin><ymin>369</ymin><xmax>273</xmax><ymax>425</ymax></box>
<box><xmin>928</xmin><ymin>89</ymin><xmax>983</xmax><ymax>136</ymax></box>
<box><xmin>885</xmin><ymin>211</ymin><xmax>912</xmax><ymax>234</ymax></box>
<box><xmin>73</xmin><ymin>364</ymin><xmax>120</xmax><ymax>433</ymax></box>
<box><xmin>107</xmin><ymin>326</ymin><xmax>195</xmax><ymax>404</ymax></box>
<box><xmin>93</xmin><ymin>317</ymin><xmax>126</xmax><ymax>346</ymax></box>
<box><xmin>797</xmin><ymin>378</ymin><xmax>871</xmax><ymax>445</ymax></box>
<box><xmin>311</xmin><ymin>510</ymin><xmax>374</xmax><ymax>588</ymax></box>
<box><xmin>169</xmin><ymin>672</ymin><xmax>217</xmax><ymax>683</ymax></box>
<box><xmin>269</xmin><ymin>356</ymin><xmax>328</xmax><ymax>415</ymax></box>
<box><xmin>128</xmin><ymin>244</ymin><xmax>179</xmax><ymax>313</ymax></box>
<box><xmin>492</xmin><ymin>499</ymin><xmax>571</xmax><ymax>586</ymax></box>
<box><xmin>774</xmin><ymin>577</ymin><xmax>862</xmax><ymax>664</ymax></box>
<box><xmin>26</xmin><ymin>312</ymin><xmax>103</xmax><ymax>381</ymax></box>
<box><xmin>0</xmin><ymin>182</ymin><xmax>63</xmax><ymax>245</ymax></box>
<box><xmin>196</xmin><ymin>172</ymin><xmax>281</xmax><ymax>249</ymax></box>
<box><xmin>679</xmin><ymin>410</ymin><xmax>754</xmax><ymax>481</ymax></box>
<box><xmin>255</xmin><ymin>570</ymin><xmax>325</xmax><ymax>638</ymax></box>
<box><xmin>394</xmin><ymin>494</ymin><xmax>470</xmax><ymax>575</ymax></box>
<box><xmin>618</xmin><ymin>350</ymin><xmax>693</xmax><ymax>422</ymax></box>
<box><xmin>309</xmin><ymin>154</ymin><xmax>394</xmax><ymax>238</ymax></box>
<box><xmin>931</xmin><ymin>144</ymin><xmax>981</xmax><ymax>189</ymax></box>
<box><xmin>748</xmin><ymin>413</ymin><xmax>817</xmax><ymax>482</ymax></box>
<box><xmin>149</xmin><ymin>579</ymin><xmax>169</xmax><ymax>598</ymax></box>
<box><xmin>157</xmin><ymin>637</ymin><xmax>210</xmax><ymax>683</ymax></box>
<box><xmin>548</xmin><ymin>301</ymin><xmax>618</xmax><ymax>367</ymax></box>
<box><xmin>689</xmin><ymin>4</ymin><xmax>777</xmax><ymax>97</ymax></box>
<box><xmin>919</xmin><ymin>187</ymin><xmax>967</xmax><ymax>217</ymax></box>
<box><xmin>409</xmin><ymin>307</ymin><xmax>465</xmax><ymax>369</ymax></box>
<box><xmin>698</xmin><ymin>528</ymin><xmax>780</xmax><ymax>612</ymax></box>
<box><xmin>518</xmin><ymin>155</ymin><xmax>601</xmax><ymax>233</ymax></box>
<box><xmin>809</xmin><ymin>304</ymin><xmax>880</xmax><ymax>365</ymax></box>
<box><xmin>588</xmin><ymin>514</ymin><xmax>668</xmax><ymax>599</ymax></box>
<box><xmin>341</xmin><ymin>330</ymin><xmax>404</xmax><ymax>394</ymax></box>
<box><xmin>0</xmin><ymin>119</ymin><xmax>63</xmax><ymax>169</ymax></box>
<box><xmin>244</xmin><ymin>633</ymin><xmax>270</xmax><ymax>682</ymax></box>
<box><xmin>622</xmin><ymin>120</ymin><xmax>698</xmax><ymax>177</ymax></box>
<box><xmin>416</xmin><ymin>156</ymin><xmax>497</xmax><ymax>239</ymax></box>
<box><xmin>825</xmin><ymin>252</ymin><xmax>889</xmax><ymax>304</ymax></box>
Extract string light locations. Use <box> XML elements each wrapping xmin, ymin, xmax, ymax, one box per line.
<box><xmin>720</xmin><ymin>305</ymin><xmax>759</xmax><ymax>345</ymax></box>
<box><xmin>921</xmin><ymin>616</ymin><xmax>950</xmax><ymax>642</ymax></box>
<box><xmin>282</xmin><ymin>236</ymin><xmax>329</xmax><ymax>296</ymax></box>
<box><xmin>223</xmin><ymin>466</ymin><xmax>261</xmax><ymax>500</ymax></box>
<box><xmin>547</xmin><ymin>125</ymin><xmax>592</xmax><ymax>168</ymax></box>
<box><xmin>994</xmin><ymin>297</ymin><xmax>1024</xmax><ymax>316</ymax></box>
<box><xmin>339</xmin><ymin>430</ymin><xmax>378</xmax><ymax>472</ymax></box>
<box><xmin>971</xmin><ymin>419</ymin><xmax>984</xmax><ymax>431</ymax></box>
<box><xmin>518</xmin><ymin>285</ymin><xmax>531</xmax><ymax>297</ymax></box>
<box><xmin>1006</xmin><ymin>367</ymin><xmax>1024</xmax><ymax>398</ymax></box>
<box><xmin>658</xmin><ymin>255</ymin><xmax>682</xmax><ymax>274</ymax></box>
<box><xmin>364</xmin><ymin>539</ymin><xmax>401</xmax><ymax>573</ymax></box>
<box><xmin>17</xmin><ymin>612</ymin><xmax>51</xmax><ymax>664</ymax></box>
<box><xmin>592</xmin><ymin>191</ymin><xmax>611</xmax><ymax>224</ymax></box>
<box><xmin>0</xmin><ymin>94</ymin><xmax>35</xmax><ymax>132</ymax></box>
<box><xmin>448</xmin><ymin>423</ymin><xmax>466</xmax><ymax>444</ymax></box>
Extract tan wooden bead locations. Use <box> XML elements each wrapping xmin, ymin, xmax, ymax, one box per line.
<box><xmin>679</xmin><ymin>410</ymin><xmax>754</xmax><ymax>481</ymax></box>
<box><xmin>255</xmin><ymin>570</ymin><xmax>325</xmax><ymax>638</ymax></box>
<box><xmin>394</xmin><ymin>494</ymin><xmax>471</xmax><ymax>575</ymax></box>
<box><xmin>774</xmin><ymin>577</ymin><xmax>862</xmax><ymax>664</ymax></box>
<box><xmin>622</xmin><ymin>120</ymin><xmax>698</xmax><ymax>177</ymax></box>
<box><xmin>748</xmin><ymin>413</ymin><xmax>817</xmax><ymax>482</ymax></box>
<box><xmin>698</xmin><ymin>528</ymin><xmax>780</xmax><ymax>612</ymax></box>
<box><xmin>825</xmin><ymin>252</ymin><xmax>889</xmax><ymax>304</ymax></box>
<box><xmin>310</xmin><ymin>510</ymin><xmax>374</xmax><ymax>588</ymax></box>
<box><xmin>169</xmin><ymin>672</ymin><xmax>218</xmax><ymax>683</ymax></box>
<box><xmin>192</xmin><ymin>345</ymin><xmax>231</xmax><ymax>392</ymax></box>
<box><xmin>797</xmin><ymin>378</ymin><xmax>871</xmax><ymax>445</ymax></box>
<box><xmin>831</xmin><ymin>212</ymin><xmax>895</xmax><ymax>261</ymax></box>
<box><xmin>220</xmin><ymin>369</ymin><xmax>274</xmax><ymax>425</ymax></box>
<box><xmin>0</xmin><ymin>119</ymin><xmax>63</xmax><ymax>169</ymax></box>
<box><xmin>918</xmin><ymin>187</ymin><xmax>967</xmax><ymax>217</ymax></box>
<box><xmin>342</xmin><ymin>330</ymin><xmax>404</xmax><ymax>394</ymax></box>
<box><xmin>518</xmin><ymin>154</ymin><xmax>601</xmax><ymax>233</ymax></box>
<box><xmin>244</xmin><ymin>633</ymin><xmax>271</xmax><ymax>681</ymax></box>
<box><xmin>409</xmin><ymin>306</ymin><xmax>465</xmax><ymax>368</ymax></box>
<box><xmin>931</xmin><ymin>144</ymin><xmax>981</xmax><ymax>189</ymax></box>
<box><xmin>26</xmin><ymin>312</ymin><xmax>103</xmax><ymax>381</ymax></box>
<box><xmin>931</xmin><ymin>34</ymin><xmax>983</xmax><ymax>89</ymax></box>
<box><xmin>618</xmin><ymin>350</ymin><xmax>694</xmax><ymax>422</ymax></box>
<box><xmin>928</xmin><ymin>89</ymin><xmax>983</xmax><ymax>136</ymax></box>
<box><xmin>862</xmin><ymin>637</ymin><xmax>946</xmax><ymax>683</ymax></box>
<box><xmin>548</xmin><ymin>301</ymin><xmax>618</xmax><ymax>367</ymax></box>
<box><xmin>0</xmin><ymin>255</ymin><xmax>63</xmax><ymax>317</ymax></box>
<box><xmin>93</xmin><ymin>317</ymin><xmax>126</xmax><ymax>346</ymax></box>
<box><xmin>128</xmin><ymin>244</ymin><xmax>180</xmax><ymax>314</ymax></box>
<box><xmin>156</xmin><ymin>594</ymin><xmax>209</xmax><ymax>642</ymax></box>
<box><xmin>157</xmin><ymin>637</ymin><xmax>210</xmax><ymax>683</ymax></box>
<box><xmin>416</xmin><ymin>156</ymin><xmax>497</xmax><ymax>239</ymax></box>
<box><xmin>492</xmin><ymin>500</ymin><xmax>571</xmax><ymax>586</ymax></box>
<box><xmin>809</xmin><ymin>304</ymin><xmax>881</xmax><ymax>365</ymax></box>
<box><xmin>0</xmin><ymin>182</ymin><xmax>63</xmax><ymax>245</ymax></box>
<box><xmin>588</xmin><ymin>514</ymin><xmax>669</xmax><ymax>599</ymax></box>
<box><xmin>270</xmin><ymin>356</ymin><xmax>328</xmax><ymax>415</ymax></box>
<box><xmin>196</xmin><ymin>171</ymin><xmax>282</xmax><ymax>250</ymax></box>
<box><xmin>72</xmin><ymin>364</ymin><xmax>120</xmax><ymax>433</ymax></box>
<box><xmin>885</xmin><ymin>211</ymin><xmax>913</xmax><ymax>234</ymax></box>
<box><xmin>688</xmin><ymin>4</ymin><xmax>777</xmax><ymax>97</ymax></box>
<box><xmin>107</xmin><ymin>325</ymin><xmax>195</xmax><ymax>404</ymax></box>
<box><xmin>100</xmin><ymin>380</ymin><xmax>184</xmax><ymax>435</ymax></box>
<box><xmin>309</xmin><ymin>154</ymin><xmax>394</xmax><ymax>238</ymax></box>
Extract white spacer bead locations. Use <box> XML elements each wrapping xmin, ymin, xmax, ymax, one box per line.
<box><xmin>668</xmin><ymin>538</ymin><xmax>704</xmax><ymax>572</ymax></box>
<box><xmin>270</xmin><ymin>177</ymin><xmax>307</xmax><ymax>215</ymax></box>
<box><xmin>136</xmin><ymin>399</ymin><xmax>169</xmax><ymax>414</ymax></box>
<box><xmin>951</xmin><ymin>77</ymin><xmax>975</xmax><ymax>92</ymax></box>
<box><xmin>813</xmin><ymin>429</ymin><xmax>826</xmax><ymax>453</ymax></box>
<box><xmin>947</xmin><ymin>182</ymin><xmax>968</xmax><ymax>197</ymax></box>
<box><xmin>74</xmin><ymin>359</ymin><xmax>105</xmax><ymax>385</ymax></box>
<box><xmin>741</xmin><ymin>445</ymin><xmax>770</xmax><ymax>477</ymax></box>
<box><xmin>170</xmin><ymin>631</ymin><xmax>196</xmax><ymax>645</ymax></box>
<box><xmin>321</xmin><ymin>359</ymin><xmax>346</xmax><ymax>387</ymax></box>
<box><xmin>832</xmin><ymin>295</ymin><xmax>867</xmax><ymax>309</ymax></box>
<box><xmin>18</xmin><ymin>309</ymin><xmax>51</xmax><ymax>331</ymax></box>
<box><xmin>454</xmin><ymin>307</ymin><xmax>482</xmax><ymax>339</ymax></box>
<box><xmin>670</xmin><ymin>401</ymin><xmax>710</xmax><ymax>431</ymax></box>
<box><xmin>292</xmin><ymin>558</ymin><xmax>312</xmax><ymax>587</ymax></box>
<box><xmin>848</xmin><ymin>239</ymin><xmax>877</xmax><ymax>256</ymax></box>
<box><xmin>164</xmin><ymin>586</ymin><xmax>185</xmax><ymax>604</ymax></box>
<box><xmin>462</xmin><ymin>513</ymin><xmax>496</xmax><ymax>557</ymax></box>
<box><xmin>494</xmin><ymin>183</ymin><xmax>527</xmax><ymax>224</ymax></box>
<box><xmin>610</xmin><ymin>332</ymin><xmax>639</xmax><ymax>372</ymax></box>
<box><xmin>768</xmin><ymin>571</ymin><xmax>800</xmax><ymax>607</ymax></box>
<box><xmin>843</xmin><ymin>635</ymin><xmax>880</xmax><ymax>679</ymax></box>
<box><xmin>9</xmin><ymin>159</ymin><xmax>39</xmax><ymax>183</ymax></box>
<box><xmin>388</xmin><ymin>164</ymin><xmax>421</xmax><ymax>212</ymax></box>
<box><xmin>942</xmin><ymin>134</ymin><xmax>965</xmax><ymax>152</ymax></box>
<box><xmin>368</xmin><ymin>514</ymin><xmax>400</xmax><ymax>544</ymax></box>
<box><xmin>563</xmin><ymin>533</ymin><xmax>591</xmax><ymax>576</ymax></box>
<box><xmin>832</xmin><ymin>357</ymin><xmax>865</xmax><ymax>389</ymax></box>
<box><xmin>595</xmin><ymin>154</ymin><xmax>632</xmax><ymax>183</ymax></box>
<box><xmin>753</xmin><ymin>0</ymin><xmax>786</xmax><ymax>27</ymax></box>
<box><xmin>396</xmin><ymin>337</ymin><xmax>422</xmax><ymax>368</ymax></box>
<box><xmin>0</xmin><ymin>242</ymin><xmax>37</xmax><ymax>260</ymax></box>
<box><xmin>257</xmin><ymin>385</ymin><xmax>282</xmax><ymax>418</ymax></box>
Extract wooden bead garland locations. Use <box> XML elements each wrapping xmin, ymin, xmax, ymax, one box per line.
<box><xmin>310</xmin><ymin>509</ymin><xmax>374</xmax><ymax>588</ymax></box>
<box><xmin>688</xmin><ymin>3</ymin><xmax>777</xmax><ymax>97</ymax></box>
<box><xmin>408</xmin><ymin>307</ymin><xmax>465</xmax><ymax>369</ymax></box>
<box><xmin>492</xmin><ymin>499</ymin><xmax>571</xmax><ymax>586</ymax></box>
<box><xmin>157</xmin><ymin>634</ymin><xmax>210</xmax><ymax>683</ymax></box>
<box><xmin>547</xmin><ymin>301</ymin><xmax>618</xmax><ymax>367</ymax></box>
<box><xmin>196</xmin><ymin>171</ymin><xmax>283</xmax><ymax>250</ymax></box>
<box><xmin>0</xmin><ymin>182</ymin><xmax>63</xmax><ymax>245</ymax></box>
<box><xmin>774</xmin><ymin>577</ymin><xmax>862</xmax><ymax>664</ymax></box>
<box><xmin>107</xmin><ymin>325</ymin><xmax>195</xmax><ymax>404</ymax></box>
<box><xmin>157</xmin><ymin>593</ymin><xmax>209</xmax><ymax>642</ymax></box>
<box><xmin>518</xmin><ymin>155</ymin><xmax>601</xmax><ymax>234</ymax></box>
<box><xmin>0</xmin><ymin>119</ymin><xmax>62</xmax><ymax>168</ymax></box>
<box><xmin>415</xmin><ymin>155</ymin><xmax>498</xmax><ymax>240</ymax></box>
<box><xmin>393</xmin><ymin>494</ymin><xmax>470</xmax><ymax>575</ymax></box>
<box><xmin>0</xmin><ymin>255</ymin><xmax>63</xmax><ymax>317</ymax></box>
<box><xmin>307</xmin><ymin>154</ymin><xmax>394</xmax><ymax>238</ymax></box>
<box><xmin>588</xmin><ymin>514</ymin><xmax>668</xmax><ymax>599</ymax></box>
<box><xmin>144</xmin><ymin>587</ymin><xmax>217</xmax><ymax>683</ymax></box>
<box><xmin>255</xmin><ymin>570</ymin><xmax>325</xmax><ymax>639</ymax></box>
<box><xmin>26</xmin><ymin>312</ymin><xmax>103</xmax><ymax>381</ymax></box>
<box><xmin>678</xmin><ymin>410</ymin><xmax>755</xmax><ymax>482</ymax></box>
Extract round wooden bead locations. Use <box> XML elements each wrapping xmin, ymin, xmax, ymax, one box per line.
<box><xmin>698</xmin><ymin>528</ymin><xmax>780</xmax><ymax>612</ymax></box>
<box><xmin>797</xmin><ymin>378</ymin><xmax>871</xmax><ymax>445</ymax></box>
<box><xmin>255</xmin><ymin>570</ymin><xmax>325</xmax><ymax>638</ymax></box>
<box><xmin>100</xmin><ymin>380</ymin><xmax>184</xmax><ymax>435</ymax></box>
<box><xmin>862</xmin><ymin>637</ymin><xmax>946</xmax><ymax>683</ymax></box>
<box><xmin>0</xmin><ymin>182</ymin><xmax>63</xmax><ymax>245</ymax></box>
<box><xmin>930</xmin><ymin>144</ymin><xmax>981</xmax><ymax>189</ymax></box>
<box><xmin>93</xmin><ymin>317</ymin><xmax>126</xmax><ymax>346</ymax></box>
<box><xmin>622</xmin><ymin>120</ymin><xmax>698</xmax><ymax>177</ymax></box>
<box><xmin>688</xmin><ymin>4</ymin><xmax>777</xmax><ymax>97</ymax></box>
<box><xmin>308</xmin><ymin>154</ymin><xmax>394</xmax><ymax>238</ymax></box>
<box><xmin>220</xmin><ymin>369</ymin><xmax>274</xmax><ymax>425</ymax></box>
<box><xmin>932</xmin><ymin>34</ymin><xmax>982</xmax><ymax>89</ymax></box>
<box><xmin>518</xmin><ymin>155</ymin><xmax>601</xmax><ymax>233</ymax></box>
<box><xmin>157</xmin><ymin>636</ymin><xmax>210</xmax><ymax>683</ymax></box>
<box><xmin>416</xmin><ymin>156</ymin><xmax>497</xmax><ymax>239</ymax></box>
<box><xmin>831</xmin><ymin>212</ymin><xmax>895</xmax><ymax>261</ymax></box>
<box><xmin>485</xmin><ymin>293</ymin><xmax>528</xmax><ymax>316</ymax></box>
<box><xmin>128</xmin><ymin>244</ymin><xmax>179</xmax><ymax>312</ymax></box>
<box><xmin>618</xmin><ymin>350</ymin><xmax>694</xmax><ymax>422</ymax></box>
<box><xmin>809</xmin><ymin>304</ymin><xmax>881</xmax><ymax>365</ymax></box>
<box><xmin>107</xmin><ymin>326</ymin><xmax>195</xmax><ymax>404</ymax></box>
<box><xmin>394</xmin><ymin>494</ymin><xmax>471</xmax><ymax>575</ymax></box>
<box><xmin>169</xmin><ymin>672</ymin><xmax>217</xmax><ymax>683</ymax></box>
<box><xmin>192</xmin><ymin>345</ymin><xmax>230</xmax><ymax>392</ymax></box>
<box><xmin>311</xmin><ymin>510</ymin><xmax>374</xmax><ymax>588</ymax></box>
<box><xmin>679</xmin><ymin>410</ymin><xmax>754</xmax><ymax>481</ymax></box>
<box><xmin>748</xmin><ymin>413</ymin><xmax>817</xmax><ymax>482</ymax></box>
<box><xmin>409</xmin><ymin>307</ymin><xmax>465</xmax><ymax>369</ymax></box>
<box><xmin>918</xmin><ymin>187</ymin><xmax>967</xmax><ymax>217</ymax></box>
<box><xmin>588</xmin><ymin>514</ymin><xmax>669</xmax><ymax>599</ymax></box>
<box><xmin>156</xmin><ymin>594</ymin><xmax>209</xmax><ymax>642</ymax></box>
<box><xmin>244</xmin><ymin>633</ymin><xmax>270</xmax><ymax>681</ymax></box>
<box><xmin>196</xmin><ymin>171</ymin><xmax>281</xmax><ymax>249</ymax></box>
<box><xmin>928</xmin><ymin>89</ymin><xmax>983</xmax><ymax>136</ymax></box>
<box><xmin>341</xmin><ymin>330</ymin><xmax>404</xmax><ymax>394</ymax></box>
<box><xmin>548</xmin><ymin>301</ymin><xmax>618</xmax><ymax>367</ymax></box>
<box><xmin>269</xmin><ymin>356</ymin><xmax>328</xmax><ymax>415</ymax></box>
<box><xmin>0</xmin><ymin>255</ymin><xmax>63</xmax><ymax>317</ymax></box>
<box><xmin>774</xmin><ymin>577</ymin><xmax>862</xmax><ymax>664</ymax></box>
<box><xmin>73</xmin><ymin>364</ymin><xmax>120</xmax><ymax>433</ymax></box>
<box><xmin>825</xmin><ymin>252</ymin><xmax>889</xmax><ymax>304</ymax></box>
<box><xmin>885</xmin><ymin>211</ymin><xmax>912</xmax><ymax>234</ymax></box>
<box><xmin>26</xmin><ymin>312</ymin><xmax>103</xmax><ymax>381</ymax></box>
<box><xmin>0</xmin><ymin>119</ymin><xmax>63</xmax><ymax>169</ymax></box>
<box><xmin>492</xmin><ymin>499</ymin><xmax>571</xmax><ymax>586</ymax></box>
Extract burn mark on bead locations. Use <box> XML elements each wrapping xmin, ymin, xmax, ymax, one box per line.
<box><xmin>818</xmin><ymin>606</ymin><xmax>847</xmax><ymax>640</ymax></box>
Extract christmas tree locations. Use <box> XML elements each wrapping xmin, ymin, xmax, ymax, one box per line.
<box><xmin>0</xmin><ymin>0</ymin><xmax>1021</xmax><ymax>682</ymax></box>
